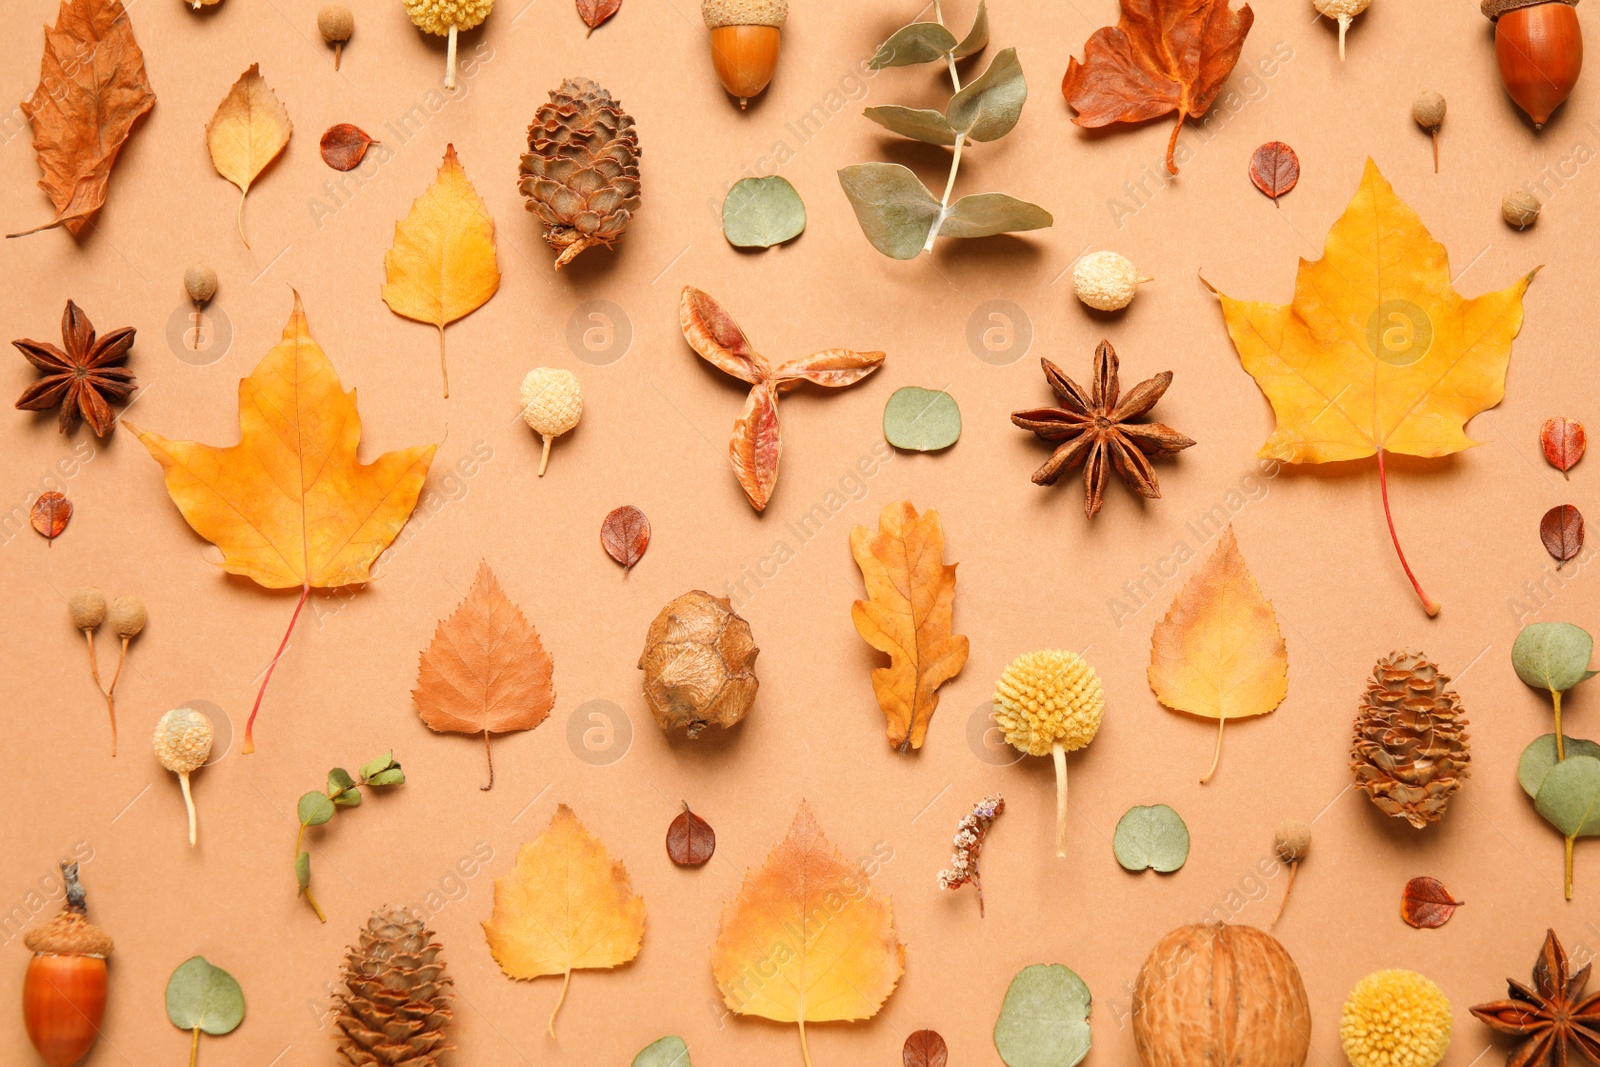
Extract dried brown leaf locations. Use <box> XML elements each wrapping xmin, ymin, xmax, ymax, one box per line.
<box><xmin>1542</xmin><ymin>504</ymin><xmax>1585</xmax><ymax>567</ymax></box>
<box><xmin>904</xmin><ymin>1030</ymin><xmax>948</xmax><ymax>1067</ymax></box>
<box><xmin>666</xmin><ymin>805</ymin><xmax>715</xmax><ymax>866</ymax></box>
<box><xmin>1249</xmin><ymin>141</ymin><xmax>1299</xmax><ymax>201</ymax></box>
<box><xmin>1400</xmin><ymin>875</ymin><xmax>1464</xmax><ymax>928</ymax></box>
<box><xmin>600</xmin><ymin>505</ymin><xmax>650</xmax><ymax>570</ymax></box>
<box><xmin>577</xmin><ymin>0</ymin><xmax>621</xmax><ymax>33</ymax></box>
<box><xmin>1542</xmin><ymin>416</ymin><xmax>1587</xmax><ymax>477</ymax></box>
<box><xmin>30</xmin><ymin>491</ymin><xmax>72</xmax><ymax>542</ymax></box>
<box><xmin>319</xmin><ymin>124</ymin><xmax>376</xmax><ymax>171</ymax></box>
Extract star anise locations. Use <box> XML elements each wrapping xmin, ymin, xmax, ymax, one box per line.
<box><xmin>13</xmin><ymin>300</ymin><xmax>137</xmax><ymax>437</ymax></box>
<box><xmin>1471</xmin><ymin>928</ymin><xmax>1600</xmax><ymax>1066</ymax></box>
<box><xmin>1011</xmin><ymin>339</ymin><xmax>1195</xmax><ymax>517</ymax></box>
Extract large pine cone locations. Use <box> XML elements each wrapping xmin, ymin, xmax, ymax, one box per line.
<box><xmin>333</xmin><ymin>906</ymin><xmax>453</xmax><ymax>1067</ymax></box>
<box><xmin>1351</xmin><ymin>650</ymin><xmax>1471</xmax><ymax>828</ymax></box>
<box><xmin>519</xmin><ymin>77</ymin><xmax>641</xmax><ymax>269</ymax></box>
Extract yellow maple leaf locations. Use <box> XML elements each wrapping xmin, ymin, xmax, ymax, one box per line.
<box><xmin>483</xmin><ymin>804</ymin><xmax>645</xmax><ymax>1036</ymax></box>
<box><xmin>126</xmin><ymin>293</ymin><xmax>436</xmax><ymax>752</ymax></box>
<box><xmin>849</xmin><ymin>501</ymin><xmax>969</xmax><ymax>752</ymax></box>
<box><xmin>1212</xmin><ymin>158</ymin><xmax>1538</xmax><ymax>615</ymax></box>
<box><xmin>711</xmin><ymin>802</ymin><xmax>904</xmax><ymax>1067</ymax></box>
<box><xmin>1148</xmin><ymin>525</ymin><xmax>1288</xmax><ymax>784</ymax></box>
<box><xmin>381</xmin><ymin>143</ymin><xmax>500</xmax><ymax>398</ymax></box>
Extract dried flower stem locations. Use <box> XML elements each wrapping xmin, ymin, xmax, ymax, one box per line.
<box><xmin>938</xmin><ymin>794</ymin><xmax>1004</xmax><ymax>915</ymax></box>
<box><xmin>1053</xmin><ymin>743</ymin><xmax>1069</xmax><ymax>858</ymax></box>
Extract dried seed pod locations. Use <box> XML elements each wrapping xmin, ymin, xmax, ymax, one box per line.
<box><xmin>318</xmin><ymin>4</ymin><xmax>353</xmax><ymax>68</ymax></box>
<box><xmin>155</xmin><ymin>707</ymin><xmax>214</xmax><ymax>846</ymax></box>
<box><xmin>108</xmin><ymin>595</ymin><xmax>145</xmax><ymax>638</ymax></box>
<box><xmin>1412</xmin><ymin>91</ymin><xmax>1445</xmax><ymax>171</ymax></box>
<box><xmin>1271</xmin><ymin>819</ymin><xmax>1310</xmax><ymax>925</ymax></box>
<box><xmin>1503</xmin><ymin>191</ymin><xmax>1542</xmax><ymax>228</ymax></box>
<box><xmin>404</xmin><ymin>0</ymin><xmax>492</xmax><ymax>88</ymax></box>
<box><xmin>1314</xmin><ymin>0</ymin><xmax>1372</xmax><ymax>58</ymax></box>
<box><xmin>68</xmin><ymin>588</ymin><xmax>105</xmax><ymax>631</ymax></box>
<box><xmin>183</xmin><ymin>264</ymin><xmax>218</xmax><ymax>306</ymax></box>
<box><xmin>22</xmin><ymin>863</ymin><xmax>112</xmax><ymax>1067</ymax></box>
<box><xmin>1073</xmin><ymin>251</ymin><xmax>1151</xmax><ymax>312</ymax></box>
<box><xmin>703</xmin><ymin>0</ymin><xmax>787</xmax><ymax>108</ymax></box>
<box><xmin>518</xmin><ymin>368</ymin><xmax>582</xmax><ymax>476</ymax></box>
<box><xmin>1483</xmin><ymin>0</ymin><xmax>1582</xmax><ymax>127</ymax></box>
<box><xmin>638</xmin><ymin>590</ymin><xmax>759</xmax><ymax>738</ymax></box>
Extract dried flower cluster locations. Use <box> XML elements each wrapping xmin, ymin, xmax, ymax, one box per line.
<box><xmin>938</xmin><ymin>795</ymin><xmax>1004</xmax><ymax>915</ymax></box>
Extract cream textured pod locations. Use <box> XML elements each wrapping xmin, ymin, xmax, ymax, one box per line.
<box><xmin>1073</xmin><ymin>251</ymin><xmax>1151</xmax><ymax>312</ymax></box>
<box><xmin>993</xmin><ymin>649</ymin><xmax>1105</xmax><ymax>858</ymax></box>
<box><xmin>154</xmin><ymin>707</ymin><xmax>214</xmax><ymax>846</ymax></box>
<box><xmin>1314</xmin><ymin>0</ymin><xmax>1371</xmax><ymax>58</ymax></box>
<box><xmin>519</xmin><ymin>368</ymin><xmax>583</xmax><ymax>476</ymax></box>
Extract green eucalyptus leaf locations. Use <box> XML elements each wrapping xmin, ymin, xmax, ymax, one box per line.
<box><xmin>632</xmin><ymin>1035</ymin><xmax>692</xmax><ymax>1067</ymax></box>
<box><xmin>165</xmin><ymin>955</ymin><xmax>246</xmax><ymax>1036</ymax></box>
<box><xmin>1513</xmin><ymin>622</ymin><xmax>1597</xmax><ymax>694</ymax></box>
<box><xmin>946</xmin><ymin>47</ymin><xmax>1026</xmax><ymax>142</ymax></box>
<box><xmin>723</xmin><ymin>176</ymin><xmax>805</xmax><ymax>248</ymax></box>
<box><xmin>870</xmin><ymin>22</ymin><xmax>959</xmax><ymax>68</ymax></box>
<box><xmin>1519</xmin><ymin>734</ymin><xmax>1600</xmax><ymax>798</ymax></box>
<box><xmin>993</xmin><ymin>963</ymin><xmax>1092</xmax><ymax>1067</ymax></box>
<box><xmin>1535</xmin><ymin>755</ymin><xmax>1600</xmax><ymax>837</ymax></box>
<box><xmin>295</xmin><ymin>851</ymin><xmax>311</xmax><ymax>891</ymax></box>
<box><xmin>838</xmin><ymin>163</ymin><xmax>941</xmax><ymax>260</ymax></box>
<box><xmin>359</xmin><ymin>752</ymin><xmax>397</xmax><ymax>780</ymax></box>
<box><xmin>333</xmin><ymin>786</ymin><xmax>362</xmax><ymax>807</ymax></box>
<box><xmin>884</xmin><ymin>387</ymin><xmax>961</xmax><ymax>452</ymax></box>
<box><xmin>328</xmin><ymin>767</ymin><xmax>357</xmax><ymax>796</ymax></box>
<box><xmin>1112</xmin><ymin>804</ymin><xmax>1190</xmax><ymax>873</ymax></box>
<box><xmin>297</xmin><ymin>791</ymin><xmax>335</xmax><ymax>826</ymax></box>
<box><xmin>953</xmin><ymin>0</ymin><xmax>989</xmax><ymax>58</ymax></box>
<box><xmin>369</xmin><ymin>766</ymin><xmax>406</xmax><ymax>786</ymax></box>
<box><xmin>863</xmin><ymin>105</ymin><xmax>958</xmax><ymax>146</ymax></box>
<box><xmin>939</xmin><ymin>192</ymin><xmax>1052</xmax><ymax>238</ymax></box>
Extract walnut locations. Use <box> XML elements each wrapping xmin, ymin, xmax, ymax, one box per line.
<box><xmin>638</xmin><ymin>591</ymin><xmax>758</xmax><ymax>738</ymax></box>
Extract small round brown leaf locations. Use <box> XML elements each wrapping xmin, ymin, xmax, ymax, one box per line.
<box><xmin>1542</xmin><ymin>416</ymin><xmax>1587</xmax><ymax>476</ymax></box>
<box><xmin>320</xmin><ymin>123</ymin><xmax>376</xmax><ymax>171</ymax></box>
<box><xmin>30</xmin><ymin>491</ymin><xmax>72</xmax><ymax>542</ymax></box>
<box><xmin>903</xmin><ymin>1029</ymin><xmax>948</xmax><ymax>1067</ymax></box>
<box><xmin>1401</xmin><ymin>875</ymin><xmax>1464</xmax><ymax>928</ymax></box>
<box><xmin>1541</xmin><ymin>504</ymin><xmax>1585</xmax><ymax>567</ymax></box>
<box><xmin>1249</xmin><ymin>141</ymin><xmax>1300</xmax><ymax>201</ymax></box>
<box><xmin>666</xmin><ymin>806</ymin><xmax>715</xmax><ymax>866</ymax></box>
<box><xmin>601</xmin><ymin>505</ymin><xmax>650</xmax><ymax>570</ymax></box>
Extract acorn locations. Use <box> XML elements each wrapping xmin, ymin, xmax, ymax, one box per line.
<box><xmin>1483</xmin><ymin>0</ymin><xmax>1583</xmax><ymax>128</ymax></box>
<box><xmin>703</xmin><ymin>0</ymin><xmax>787</xmax><ymax>108</ymax></box>
<box><xmin>22</xmin><ymin>863</ymin><xmax>112</xmax><ymax>1067</ymax></box>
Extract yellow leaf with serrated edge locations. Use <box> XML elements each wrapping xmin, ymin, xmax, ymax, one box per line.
<box><xmin>850</xmin><ymin>501</ymin><xmax>969</xmax><ymax>752</ymax></box>
<box><xmin>483</xmin><ymin>804</ymin><xmax>645</xmax><ymax>1036</ymax></box>
<box><xmin>711</xmin><ymin>803</ymin><xmax>904</xmax><ymax>1067</ymax></box>
<box><xmin>381</xmin><ymin>143</ymin><xmax>500</xmax><ymax>398</ymax></box>
<box><xmin>1148</xmin><ymin>525</ymin><xmax>1287</xmax><ymax>785</ymax></box>
<box><xmin>205</xmin><ymin>64</ymin><xmax>291</xmax><ymax>248</ymax></box>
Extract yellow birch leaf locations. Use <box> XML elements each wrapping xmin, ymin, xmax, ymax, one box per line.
<box><xmin>125</xmin><ymin>293</ymin><xmax>436</xmax><ymax>753</ymax></box>
<box><xmin>483</xmin><ymin>804</ymin><xmax>645</xmax><ymax>1037</ymax></box>
<box><xmin>381</xmin><ymin>143</ymin><xmax>500</xmax><ymax>398</ymax></box>
<box><xmin>711</xmin><ymin>802</ymin><xmax>904</xmax><ymax>1067</ymax></box>
<box><xmin>1148</xmin><ymin>525</ymin><xmax>1287</xmax><ymax>784</ymax></box>
<box><xmin>849</xmin><ymin>501</ymin><xmax>969</xmax><ymax>752</ymax></box>
<box><xmin>1211</xmin><ymin>158</ymin><xmax>1537</xmax><ymax>616</ymax></box>
<box><xmin>205</xmin><ymin>64</ymin><xmax>291</xmax><ymax>248</ymax></box>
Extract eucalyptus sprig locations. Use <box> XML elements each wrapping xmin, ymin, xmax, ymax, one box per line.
<box><xmin>293</xmin><ymin>752</ymin><xmax>405</xmax><ymax>922</ymax></box>
<box><xmin>838</xmin><ymin>1</ymin><xmax>1051</xmax><ymax>259</ymax></box>
<box><xmin>1513</xmin><ymin>623</ymin><xmax>1598</xmax><ymax>898</ymax></box>
<box><xmin>1513</xmin><ymin>622</ymin><xmax>1597</xmax><ymax>759</ymax></box>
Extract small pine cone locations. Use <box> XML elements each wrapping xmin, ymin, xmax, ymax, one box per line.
<box><xmin>519</xmin><ymin>77</ymin><xmax>642</xmax><ymax>270</ymax></box>
<box><xmin>333</xmin><ymin>906</ymin><xmax>453</xmax><ymax>1067</ymax></box>
<box><xmin>1350</xmin><ymin>650</ymin><xmax>1471</xmax><ymax>828</ymax></box>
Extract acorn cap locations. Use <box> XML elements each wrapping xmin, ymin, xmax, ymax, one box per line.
<box><xmin>703</xmin><ymin>0</ymin><xmax>787</xmax><ymax>29</ymax></box>
<box><xmin>24</xmin><ymin>864</ymin><xmax>112</xmax><ymax>958</ymax></box>
<box><xmin>1482</xmin><ymin>0</ymin><xmax>1576</xmax><ymax>21</ymax></box>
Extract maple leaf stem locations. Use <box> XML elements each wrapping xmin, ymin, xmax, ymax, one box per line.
<box><xmin>1052</xmin><ymin>742</ymin><xmax>1069</xmax><ymax>859</ymax></box>
<box><xmin>1270</xmin><ymin>860</ymin><xmax>1297</xmax><ymax>927</ymax></box>
<box><xmin>548</xmin><ymin>968</ymin><xmax>571</xmax><ymax>1038</ymax></box>
<box><xmin>1164</xmin><ymin>112</ymin><xmax>1185</xmax><ymax>175</ymax></box>
<box><xmin>481</xmin><ymin>729</ymin><xmax>494</xmax><ymax>791</ymax></box>
<box><xmin>245</xmin><ymin>583</ymin><xmax>311</xmax><ymax>754</ymax></box>
<box><xmin>1376</xmin><ymin>449</ymin><xmax>1442</xmax><ymax>616</ymax></box>
<box><xmin>1200</xmin><ymin>716</ymin><xmax>1224</xmax><ymax>784</ymax></box>
<box><xmin>798</xmin><ymin>1019</ymin><xmax>814</xmax><ymax>1067</ymax></box>
<box><xmin>1554</xmin><ymin>691</ymin><xmax>1566</xmax><ymax>760</ymax></box>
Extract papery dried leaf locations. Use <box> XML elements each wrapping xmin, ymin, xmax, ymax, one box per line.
<box><xmin>772</xmin><ymin>349</ymin><xmax>886</xmax><ymax>390</ymax></box>
<box><xmin>319</xmin><ymin>124</ymin><xmax>376</xmax><ymax>171</ymax></box>
<box><xmin>601</xmin><ymin>505</ymin><xmax>650</xmax><ymax>570</ymax></box>
<box><xmin>413</xmin><ymin>562</ymin><xmax>555</xmax><ymax>790</ymax></box>
<box><xmin>1249</xmin><ymin>141</ymin><xmax>1299</xmax><ymax>201</ymax></box>
<box><xmin>9</xmin><ymin>0</ymin><xmax>155</xmax><ymax>239</ymax></box>
<box><xmin>1542</xmin><ymin>505</ymin><xmax>1585</xmax><ymax>567</ymax></box>
<box><xmin>679</xmin><ymin>288</ymin><xmax>767</xmax><ymax>383</ymax></box>
<box><xmin>205</xmin><ymin>64</ymin><xmax>292</xmax><ymax>248</ymax></box>
<box><xmin>904</xmin><ymin>1030</ymin><xmax>948</xmax><ymax>1067</ymax></box>
<box><xmin>577</xmin><ymin>0</ymin><xmax>620</xmax><ymax>32</ymax></box>
<box><xmin>1543</xmin><ymin>416</ymin><xmax>1587</xmax><ymax>477</ymax></box>
<box><xmin>30</xmin><ymin>491</ymin><xmax>72</xmax><ymax>542</ymax></box>
<box><xmin>666</xmin><ymin>805</ymin><xmax>715</xmax><ymax>866</ymax></box>
<box><xmin>1401</xmin><ymin>876</ymin><xmax>1464</xmax><ymax>928</ymax></box>
<box><xmin>1062</xmin><ymin>0</ymin><xmax>1254</xmax><ymax>174</ymax></box>
<box><xmin>730</xmin><ymin>384</ymin><xmax>781</xmax><ymax>512</ymax></box>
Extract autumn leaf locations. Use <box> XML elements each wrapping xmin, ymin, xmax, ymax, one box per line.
<box><xmin>320</xmin><ymin>124</ymin><xmax>377</xmax><ymax>171</ymax></box>
<box><xmin>711</xmin><ymin>803</ymin><xmax>904</xmax><ymax>1067</ymax></box>
<box><xmin>577</xmin><ymin>0</ymin><xmax>621</xmax><ymax>33</ymax></box>
<box><xmin>413</xmin><ymin>562</ymin><xmax>554</xmax><ymax>790</ymax></box>
<box><xmin>1401</xmin><ymin>876</ymin><xmax>1464</xmax><ymax>929</ymax></box>
<box><xmin>849</xmin><ymin>502</ymin><xmax>970</xmax><ymax>752</ymax></box>
<box><xmin>1543</xmin><ymin>416</ymin><xmax>1586</xmax><ymax>477</ymax></box>
<box><xmin>8</xmin><ymin>0</ymin><xmax>154</xmax><ymax>239</ymax></box>
<box><xmin>601</xmin><ymin>505</ymin><xmax>650</xmax><ymax>570</ymax></box>
<box><xmin>206</xmin><ymin>64</ymin><xmax>292</xmax><ymax>248</ymax></box>
<box><xmin>1148</xmin><ymin>525</ymin><xmax>1287</xmax><ymax>784</ymax></box>
<box><xmin>1211</xmin><ymin>159</ymin><xmax>1538</xmax><ymax>616</ymax></box>
<box><xmin>1542</xmin><ymin>505</ymin><xmax>1584</xmax><ymax>568</ymax></box>
<box><xmin>382</xmin><ymin>144</ymin><xmax>500</xmax><ymax>398</ymax></box>
<box><xmin>484</xmin><ymin>804</ymin><xmax>645</xmax><ymax>1036</ymax></box>
<box><xmin>30</xmin><ymin>491</ymin><xmax>72</xmax><ymax>543</ymax></box>
<box><xmin>126</xmin><ymin>293</ymin><xmax>436</xmax><ymax>753</ymax></box>
<box><xmin>1249</xmin><ymin>141</ymin><xmax>1299</xmax><ymax>202</ymax></box>
<box><xmin>1062</xmin><ymin>0</ymin><xmax>1254</xmax><ymax>174</ymax></box>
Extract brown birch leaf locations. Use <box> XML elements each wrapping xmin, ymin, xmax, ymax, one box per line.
<box><xmin>1542</xmin><ymin>505</ymin><xmax>1585</xmax><ymax>567</ymax></box>
<box><xmin>577</xmin><ymin>0</ymin><xmax>621</xmax><ymax>33</ymax></box>
<box><xmin>30</xmin><ymin>492</ymin><xmax>72</xmax><ymax>542</ymax></box>
<box><xmin>904</xmin><ymin>1030</ymin><xmax>948</xmax><ymax>1067</ymax></box>
<box><xmin>205</xmin><ymin>64</ymin><xmax>292</xmax><ymax>249</ymax></box>
<box><xmin>1249</xmin><ymin>141</ymin><xmax>1299</xmax><ymax>201</ymax></box>
<box><xmin>600</xmin><ymin>505</ymin><xmax>650</xmax><ymax>570</ymax></box>
<box><xmin>1542</xmin><ymin>416</ymin><xmax>1587</xmax><ymax>477</ymax></box>
<box><xmin>666</xmin><ymin>805</ymin><xmax>715</xmax><ymax>866</ymax></box>
<box><xmin>319</xmin><ymin>124</ymin><xmax>376</xmax><ymax>171</ymax></box>
<box><xmin>1401</xmin><ymin>876</ymin><xmax>1464</xmax><ymax>928</ymax></box>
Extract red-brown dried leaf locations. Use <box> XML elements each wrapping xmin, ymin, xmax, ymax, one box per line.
<box><xmin>577</xmin><ymin>0</ymin><xmax>621</xmax><ymax>33</ymax></box>
<box><xmin>1250</xmin><ymin>141</ymin><xmax>1299</xmax><ymax>201</ymax></box>
<box><xmin>1542</xmin><ymin>416</ymin><xmax>1587</xmax><ymax>478</ymax></box>
<box><xmin>1061</xmin><ymin>0</ymin><xmax>1254</xmax><ymax>175</ymax></box>
<box><xmin>903</xmin><ymin>1029</ymin><xmax>948</xmax><ymax>1067</ymax></box>
<box><xmin>1401</xmin><ymin>876</ymin><xmax>1464</xmax><ymax>928</ymax></box>
<box><xmin>600</xmin><ymin>505</ymin><xmax>650</xmax><ymax>570</ymax></box>
<box><xmin>1542</xmin><ymin>504</ymin><xmax>1585</xmax><ymax>567</ymax></box>
<box><xmin>666</xmin><ymin>805</ymin><xmax>715</xmax><ymax>866</ymax></box>
<box><xmin>30</xmin><ymin>491</ymin><xmax>72</xmax><ymax>542</ymax></box>
<box><xmin>320</xmin><ymin>124</ymin><xmax>377</xmax><ymax>171</ymax></box>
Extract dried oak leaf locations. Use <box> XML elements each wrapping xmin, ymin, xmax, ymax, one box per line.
<box><xmin>319</xmin><ymin>124</ymin><xmax>377</xmax><ymax>171</ymax></box>
<box><xmin>904</xmin><ymin>1030</ymin><xmax>948</xmax><ymax>1067</ymax></box>
<box><xmin>484</xmin><ymin>804</ymin><xmax>645</xmax><ymax>1036</ymax></box>
<box><xmin>13</xmin><ymin>299</ymin><xmax>136</xmax><ymax>436</ymax></box>
<box><xmin>1471</xmin><ymin>929</ymin><xmax>1600</xmax><ymax>1065</ymax></box>
<box><xmin>1250</xmin><ymin>141</ymin><xmax>1299</xmax><ymax>201</ymax></box>
<box><xmin>666</xmin><ymin>805</ymin><xmax>715</xmax><ymax>867</ymax></box>
<box><xmin>1542</xmin><ymin>505</ymin><xmax>1585</xmax><ymax>567</ymax></box>
<box><xmin>601</xmin><ymin>505</ymin><xmax>650</xmax><ymax>570</ymax></box>
<box><xmin>577</xmin><ymin>0</ymin><xmax>620</xmax><ymax>33</ymax></box>
<box><xmin>679</xmin><ymin>287</ymin><xmax>884</xmax><ymax>511</ymax></box>
<box><xmin>30</xmin><ymin>491</ymin><xmax>72</xmax><ymax>542</ymax></box>
<box><xmin>712</xmin><ymin>803</ymin><xmax>904</xmax><ymax>1066</ymax></box>
<box><xmin>1212</xmin><ymin>159</ymin><xmax>1537</xmax><ymax>616</ymax></box>
<box><xmin>1062</xmin><ymin>0</ymin><xmax>1254</xmax><ymax>175</ymax></box>
<box><xmin>9</xmin><ymin>0</ymin><xmax>155</xmax><ymax>239</ymax></box>
<box><xmin>849</xmin><ymin>501</ymin><xmax>970</xmax><ymax>752</ymax></box>
<box><xmin>1400</xmin><ymin>876</ymin><xmax>1464</xmax><ymax>928</ymax></box>
<box><xmin>205</xmin><ymin>64</ymin><xmax>291</xmax><ymax>248</ymax></box>
<box><xmin>126</xmin><ymin>293</ymin><xmax>437</xmax><ymax>753</ymax></box>
<box><xmin>413</xmin><ymin>562</ymin><xmax>555</xmax><ymax>790</ymax></box>
<box><xmin>1543</xmin><ymin>416</ymin><xmax>1586</xmax><ymax>477</ymax></box>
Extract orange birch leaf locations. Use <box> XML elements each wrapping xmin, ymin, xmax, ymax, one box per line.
<box><xmin>205</xmin><ymin>64</ymin><xmax>292</xmax><ymax>249</ymax></box>
<box><xmin>413</xmin><ymin>562</ymin><xmax>554</xmax><ymax>790</ymax></box>
<box><xmin>711</xmin><ymin>803</ymin><xmax>904</xmax><ymax>1067</ymax></box>
<box><xmin>850</xmin><ymin>502</ymin><xmax>969</xmax><ymax>752</ymax></box>
<box><xmin>30</xmin><ymin>491</ymin><xmax>73</xmax><ymax>542</ymax></box>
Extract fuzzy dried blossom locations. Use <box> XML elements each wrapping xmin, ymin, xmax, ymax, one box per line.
<box><xmin>937</xmin><ymin>794</ymin><xmax>1004</xmax><ymax>916</ymax></box>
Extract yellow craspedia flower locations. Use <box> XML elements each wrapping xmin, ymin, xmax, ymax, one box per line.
<box><xmin>993</xmin><ymin>648</ymin><xmax>1105</xmax><ymax>757</ymax></box>
<box><xmin>403</xmin><ymin>0</ymin><xmax>492</xmax><ymax>35</ymax></box>
<box><xmin>1340</xmin><ymin>969</ymin><xmax>1452</xmax><ymax>1067</ymax></box>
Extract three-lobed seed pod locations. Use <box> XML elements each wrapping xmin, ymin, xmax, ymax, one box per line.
<box><xmin>1483</xmin><ymin>0</ymin><xmax>1583</xmax><ymax>127</ymax></box>
<box><xmin>23</xmin><ymin>863</ymin><xmax>112</xmax><ymax>1067</ymax></box>
<box><xmin>703</xmin><ymin>0</ymin><xmax>787</xmax><ymax>108</ymax></box>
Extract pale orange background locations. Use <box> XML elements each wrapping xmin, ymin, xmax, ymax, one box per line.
<box><xmin>1</xmin><ymin>0</ymin><xmax>1596</xmax><ymax>1063</ymax></box>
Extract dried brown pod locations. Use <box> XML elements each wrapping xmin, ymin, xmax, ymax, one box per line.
<box><xmin>518</xmin><ymin>78</ymin><xmax>641</xmax><ymax>269</ymax></box>
<box><xmin>318</xmin><ymin>4</ymin><xmax>353</xmax><ymax>67</ymax></box>
<box><xmin>1271</xmin><ymin>819</ymin><xmax>1310</xmax><ymax>926</ymax></box>
<box><xmin>1350</xmin><ymin>650</ymin><xmax>1471</xmax><ymax>828</ymax></box>
<box><xmin>1412</xmin><ymin>91</ymin><xmax>1446</xmax><ymax>171</ymax></box>
<box><xmin>1503</xmin><ymin>190</ymin><xmax>1542</xmax><ymax>229</ymax></box>
<box><xmin>638</xmin><ymin>590</ymin><xmax>758</xmax><ymax>738</ymax></box>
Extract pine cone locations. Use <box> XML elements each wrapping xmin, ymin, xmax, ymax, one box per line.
<box><xmin>519</xmin><ymin>77</ymin><xmax>641</xmax><ymax>270</ymax></box>
<box><xmin>1350</xmin><ymin>650</ymin><xmax>1471</xmax><ymax>828</ymax></box>
<box><xmin>332</xmin><ymin>906</ymin><xmax>454</xmax><ymax>1067</ymax></box>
